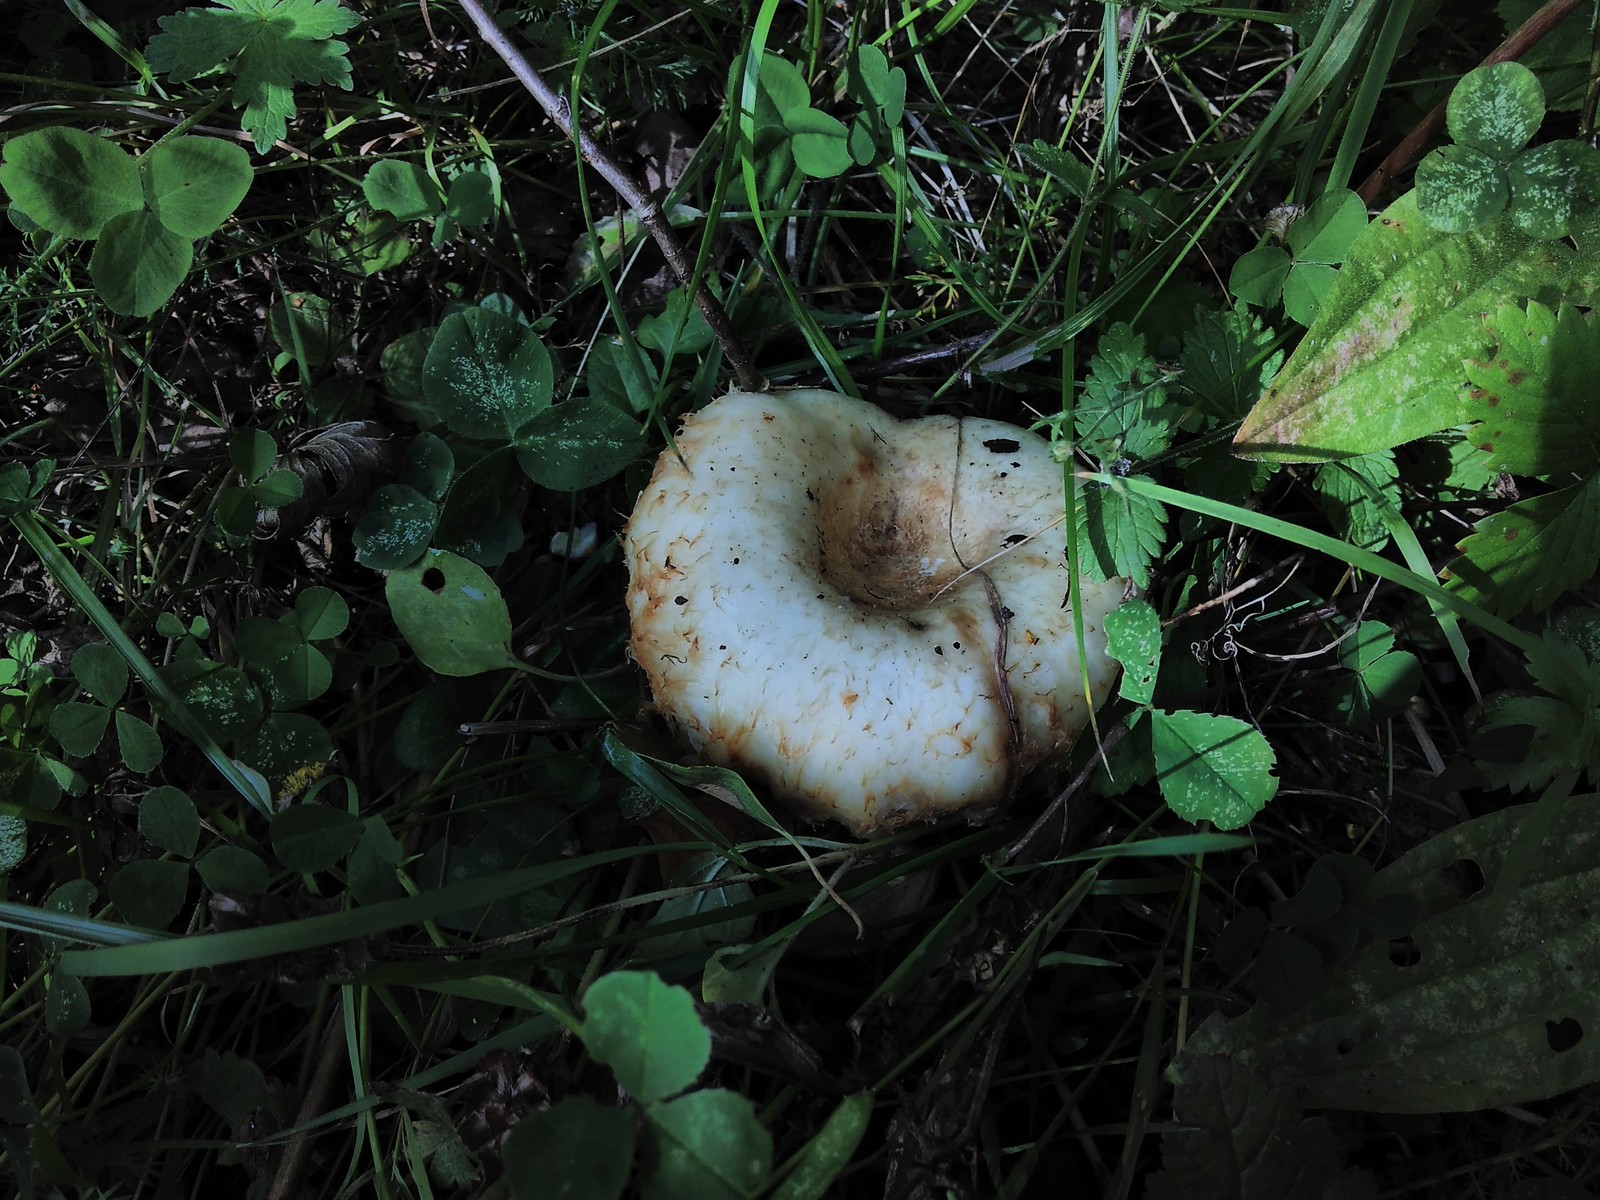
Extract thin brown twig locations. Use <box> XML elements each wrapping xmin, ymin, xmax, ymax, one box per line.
<box><xmin>1357</xmin><ymin>0</ymin><xmax>1587</xmax><ymax>204</ymax></box>
<box><xmin>452</xmin><ymin>0</ymin><xmax>762</xmax><ymax>392</ymax></box>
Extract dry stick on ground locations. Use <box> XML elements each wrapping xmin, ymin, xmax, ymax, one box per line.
<box><xmin>1356</xmin><ymin>0</ymin><xmax>1587</xmax><ymax>204</ymax></box>
<box><xmin>453</xmin><ymin>0</ymin><xmax>762</xmax><ymax>393</ymax></box>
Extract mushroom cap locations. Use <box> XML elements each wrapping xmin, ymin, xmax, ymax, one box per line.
<box><xmin>624</xmin><ymin>389</ymin><xmax>1125</xmax><ymax>835</ymax></box>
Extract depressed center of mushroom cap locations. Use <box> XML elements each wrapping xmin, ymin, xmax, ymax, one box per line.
<box><xmin>623</xmin><ymin>389</ymin><xmax>1126</xmax><ymax>836</ymax></box>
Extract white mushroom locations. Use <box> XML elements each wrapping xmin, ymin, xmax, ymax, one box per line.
<box><xmin>624</xmin><ymin>389</ymin><xmax>1125</xmax><ymax>836</ymax></box>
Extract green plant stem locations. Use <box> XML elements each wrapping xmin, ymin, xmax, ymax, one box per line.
<box><xmin>453</xmin><ymin>0</ymin><xmax>761</xmax><ymax>393</ymax></box>
<box><xmin>9</xmin><ymin>511</ymin><xmax>273</xmax><ymax>815</ymax></box>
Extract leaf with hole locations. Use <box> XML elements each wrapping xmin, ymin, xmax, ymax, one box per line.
<box><xmin>385</xmin><ymin>549</ymin><xmax>517</xmax><ymax>676</ymax></box>
<box><xmin>503</xmin><ymin>1095</ymin><xmax>636</xmax><ymax>1200</ymax></box>
<box><xmin>1152</xmin><ymin>709</ymin><xmax>1277</xmax><ymax>830</ymax></box>
<box><xmin>582</xmin><ymin>971</ymin><xmax>709</xmax><ymax>1102</ymax></box>
<box><xmin>1184</xmin><ymin>790</ymin><xmax>1600</xmax><ymax>1110</ymax></box>
<box><xmin>0</xmin><ymin>126</ymin><xmax>142</xmax><ymax>238</ymax></box>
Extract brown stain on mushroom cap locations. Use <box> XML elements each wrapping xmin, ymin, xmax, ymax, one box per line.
<box><xmin>624</xmin><ymin>390</ymin><xmax>1126</xmax><ymax>836</ymax></box>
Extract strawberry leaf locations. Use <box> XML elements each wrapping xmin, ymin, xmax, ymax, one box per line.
<box><xmin>146</xmin><ymin>0</ymin><xmax>360</xmax><ymax>152</ymax></box>
<box><xmin>1443</xmin><ymin>471</ymin><xmax>1600</xmax><ymax>617</ymax></box>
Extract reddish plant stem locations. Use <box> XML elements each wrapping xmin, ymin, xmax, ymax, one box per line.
<box><xmin>1356</xmin><ymin>0</ymin><xmax>1587</xmax><ymax>205</ymax></box>
<box><xmin>453</xmin><ymin>0</ymin><xmax>762</xmax><ymax>393</ymax></box>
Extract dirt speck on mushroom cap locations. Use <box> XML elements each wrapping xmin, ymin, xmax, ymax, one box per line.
<box><xmin>624</xmin><ymin>389</ymin><xmax>1125</xmax><ymax>835</ymax></box>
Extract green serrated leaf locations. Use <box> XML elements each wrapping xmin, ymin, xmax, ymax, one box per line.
<box><xmin>1074</xmin><ymin>479</ymin><xmax>1167</xmax><ymax>589</ymax></box>
<box><xmin>0</xmin><ymin>126</ymin><xmax>142</xmax><ymax>238</ymax></box>
<box><xmin>1235</xmin><ymin>192</ymin><xmax>1574</xmax><ymax>462</ymax></box>
<box><xmin>1462</xmin><ymin>301</ymin><xmax>1600</xmax><ymax>475</ymax></box>
<box><xmin>145</xmin><ymin>0</ymin><xmax>361</xmax><ymax>152</ymax></box>
<box><xmin>1179</xmin><ymin>308</ymin><xmax>1282</xmax><ymax>421</ymax></box>
<box><xmin>582</xmin><ymin>971</ymin><xmax>709</xmax><ymax>1102</ymax></box>
<box><xmin>1447</xmin><ymin>61</ymin><xmax>1545</xmax><ymax>160</ymax></box>
<box><xmin>1076</xmin><ymin>323</ymin><xmax>1176</xmax><ymax>460</ymax></box>
<box><xmin>385</xmin><ymin>549</ymin><xmax>517</xmax><ymax>676</ymax></box>
<box><xmin>1152</xmin><ymin>709</ymin><xmax>1277</xmax><ymax>830</ymax></box>
<box><xmin>90</xmin><ymin>209</ymin><xmax>194</xmax><ymax>317</ymax></box>
<box><xmin>503</xmin><ymin>1095</ymin><xmax>635</xmax><ymax>1200</ymax></box>
<box><xmin>1311</xmin><ymin>451</ymin><xmax>1399</xmax><ymax>550</ymax></box>
<box><xmin>1443</xmin><ymin>471</ymin><xmax>1600</xmax><ymax>617</ymax></box>
<box><xmin>143</xmin><ymin>135</ymin><xmax>253</xmax><ymax>238</ymax></box>
<box><xmin>1104</xmin><ymin>599</ymin><xmax>1160</xmax><ymax>707</ymax></box>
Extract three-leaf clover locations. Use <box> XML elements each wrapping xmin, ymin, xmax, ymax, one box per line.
<box><xmin>1416</xmin><ymin>61</ymin><xmax>1600</xmax><ymax>239</ymax></box>
<box><xmin>146</xmin><ymin>0</ymin><xmax>361</xmax><ymax>153</ymax></box>
<box><xmin>1229</xmin><ymin>188</ymin><xmax>1368</xmax><ymax>326</ymax></box>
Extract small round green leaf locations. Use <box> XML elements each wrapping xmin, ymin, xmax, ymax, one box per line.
<box><xmin>347</xmin><ymin>816</ymin><xmax>405</xmax><ymax>905</ymax></box>
<box><xmin>270</xmin><ymin>803</ymin><xmax>363</xmax><ymax>873</ymax></box>
<box><xmin>1151</xmin><ymin>709</ymin><xmax>1277</xmax><ymax>831</ymax></box>
<box><xmin>385</xmin><ymin>549</ymin><xmax>517</xmax><ymax>676</ymax></box>
<box><xmin>363</xmin><ymin>159</ymin><xmax>444</xmax><ymax>221</ymax></box>
<box><xmin>230</xmin><ymin>428</ymin><xmax>278</xmax><ymax>482</ymax></box>
<box><xmin>402</xmin><ymin>432</ymin><xmax>456</xmax><ymax>502</ymax></box>
<box><xmin>421</xmin><ymin>309</ymin><xmax>553</xmax><ymax>440</ymax></box>
<box><xmin>504</xmin><ymin>1095</ymin><xmax>636</xmax><ymax>1200</ymax></box>
<box><xmin>0</xmin><ymin>126</ymin><xmax>142</xmax><ymax>238</ymax></box>
<box><xmin>1104</xmin><ymin>599</ymin><xmax>1160</xmax><ymax>708</ymax></box>
<box><xmin>1415</xmin><ymin>145</ymin><xmax>1508</xmax><ymax>232</ymax></box>
<box><xmin>1447</xmin><ymin>62</ymin><xmax>1544</xmax><ymax>160</ymax></box>
<box><xmin>164</xmin><ymin>661</ymin><xmax>265</xmax><ymax>742</ymax></box>
<box><xmin>293</xmin><ymin>586</ymin><xmax>349</xmax><ymax>641</ymax></box>
<box><xmin>114</xmin><ymin>711</ymin><xmax>164</xmax><ymax>773</ymax></box>
<box><xmin>393</xmin><ymin>685</ymin><xmax>467</xmax><ymax>772</ymax></box>
<box><xmin>353</xmin><ymin>483</ymin><xmax>438</xmax><ymax>570</ymax></box>
<box><xmin>1285</xmin><ymin>189</ymin><xmax>1367</xmax><ymax>264</ymax></box>
<box><xmin>46</xmin><ymin>972</ymin><xmax>91</xmax><ymax>1038</ymax></box>
<box><xmin>196</xmin><ymin>844</ymin><xmax>271</xmax><ymax>895</ymax></box>
<box><xmin>445</xmin><ymin>170</ymin><xmax>495</xmax><ymax>228</ymax></box>
<box><xmin>583</xmin><ymin>971</ymin><xmax>710</xmax><ymax>1102</ymax></box>
<box><xmin>516</xmin><ymin>396</ymin><xmax>645</xmax><ymax>491</ymax></box>
<box><xmin>1281</xmin><ymin>261</ymin><xmax>1340</xmax><ymax>327</ymax></box>
<box><xmin>110</xmin><ymin>858</ymin><xmax>190</xmax><ymax>929</ymax></box>
<box><xmin>784</xmin><ymin>107</ymin><xmax>854</xmax><ymax>179</ymax></box>
<box><xmin>756</xmin><ymin>53</ymin><xmax>810</xmax><ymax>116</ymax></box>
<box><xmin>1227</xmin><ymin>245</ymin><xmax>1291</xmax><ymax>308</ymax></box>
<box><xmin>139</xmin><ymin>785</ymin><xmax>200</xmax><ymax>857</ymax></box>
<box><xmin>90</xmin><ymin>209</ymin><xmax>193</xmax><ymax>316</ymax></box>
<box><xmin>268</xmin><ymin>292</ymin><xmax>348</xmax><ymax>368</ymax></box>
<box><xmin>71</xmin><ymin>642</ymin><xmax>128</xmax><ymax>706</ymax></box>
<box><xmin>252</xmin><ymin>468</ymin><xmax>304</xmax><ymax>507</ymax></box>
<box><xmin>143</xmin><ymin>135</ymin><xmax>253</xmax><ymax>238</ymax></box>
<box><xmin>643</xmin><ymin>1089</ymin><xmax>773</xmax><ymax>1200</ymax></box>
<box><xmin>50</xmin><ymin>702</ymin><xmax>110</xmax><ymax>757</ymax></box>
<box><xmin>1508</xmin><ymin>140</ymin><xmax>1600</xmax><ymax>240</ymax></box>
